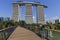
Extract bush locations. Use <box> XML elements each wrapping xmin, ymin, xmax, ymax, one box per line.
<box><xmin>55</xmin><ymin>24</ymin><xmax>60</xmax><ymax>30</ymax></box>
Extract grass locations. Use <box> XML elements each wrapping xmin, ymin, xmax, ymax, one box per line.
<box><xmin>50</xmin><ymin>31</ymin><xmax>60</xmax><ymax>40</ymax></box>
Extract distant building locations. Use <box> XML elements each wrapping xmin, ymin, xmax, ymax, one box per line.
<box><xmin>4</xmin><ymin>17</ymin><xmax>10</xmax><ymax>21</ymax></box>
<box><xmin>45</xmin><ymin>18</ymin><xmax>60</xmax><ymax>24</ymax></box>
<box><xmin>0</xmin><ymin>17</ymin><xmax>10</xmax><ymax>22</ymax></box>
<box><xmin>0</xmin><ymin>17</ymin><xmax>4</xmax><ymax>22</ymax></box>
<box><xmin>55</xmin><ymin>19</ymin><xmax>59</xmax><ymax>23</ymax></box>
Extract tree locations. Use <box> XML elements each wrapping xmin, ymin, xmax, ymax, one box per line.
<box><xmin>20</xmin><ymin>21</ymin><xmax>26</xmax><ymax>27</ymax></box>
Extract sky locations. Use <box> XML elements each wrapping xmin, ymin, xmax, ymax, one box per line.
<box><xmin>0</xmin><ymin>0</ymin><xmax>60</xmax><ymax>22</ymax></box>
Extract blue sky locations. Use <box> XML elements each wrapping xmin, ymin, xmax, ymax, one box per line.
<box><xmin>0</xmin><ymin>0</ymin><xmax>60</xmax><ymax>22</ymax></box>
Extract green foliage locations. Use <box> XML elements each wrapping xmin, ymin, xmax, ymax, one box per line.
<box><xmin>0</xmin><ymin>20</ymin><xmax>15</xmax><ymax>29</ymax></box>
<box><xmin>44</xmin><ymin>23</ymin><xmax>60</xmax><ymax>30</ymax></box>
<box><xmin>20</xmin><ymin>21</ymin><xmax>26</xmax><ymax>27</ymax></box>
<box><xmin>0</xmin><ymin>23</ymin><xmax>3</xmax><ymax>30</ymax></box>
<box><xmin>0</xmin><ymin>20</ymin><xmax>27</xmax><ymax>30</ymax></box>
<box><xmin>0</xmin><ymin>32</ymin><xmax>4</xmax><ymax>40</ymax></box>
<box><xmin>55</xmin><ymin>23</ymin><xmax>60</xmax><ymax>30</ymax></box>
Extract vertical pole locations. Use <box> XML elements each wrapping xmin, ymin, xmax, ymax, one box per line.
<box><xmin>3</xmin><ymin>31</ymin><xmax>7</xmax><ymax>40</ymax></box>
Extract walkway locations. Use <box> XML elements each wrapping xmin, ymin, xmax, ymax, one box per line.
<box><xmin>8</xmin><ymin>26</ymin><xmax>42</xmax><ymax>40</ymax></box>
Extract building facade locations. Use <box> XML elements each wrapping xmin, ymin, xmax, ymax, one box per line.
<box><xmin>11</xmin><ymin>2</ymin><xmax>47</xmax><ymax>24</ymax></box>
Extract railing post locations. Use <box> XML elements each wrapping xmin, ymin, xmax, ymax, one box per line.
<box><xmin>0</xmin><ymin>26</ymin><xmax>16</xmax><ymax>40</ymax></box>
<box><xmin>3</xmin><ymin>31</ymin><xmax>7</xmax><ymax>40</ymax></box>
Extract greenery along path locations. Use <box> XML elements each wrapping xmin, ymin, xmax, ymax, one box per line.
<box><xmin>50</xmin><ymin>31</ymin><xmax>60</xmax><ymax>40</ymax></box>
<box><xmin>8</xmin><ymin>26</ymin><xmax>42</xmax><ymax>40</ymax></box>
<box><xmin>0</xmin><ymin>32</ymin><xmax>4</xmax><ymax>40</ymax></box>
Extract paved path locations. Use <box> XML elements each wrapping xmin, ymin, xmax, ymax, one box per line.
<box><xmin>8</xmin><ymin>26</ymin><xmax>42</xmax><ymax>40</ymax></box>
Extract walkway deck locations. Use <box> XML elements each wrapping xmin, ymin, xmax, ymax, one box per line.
<box><xmin>8</xmin><ymin>26</ymin><xmax>42</xmax><ymax>40</ymax></box>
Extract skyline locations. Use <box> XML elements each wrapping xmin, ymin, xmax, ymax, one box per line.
<box><xmin>0</xmin><ymin>0</ymin><xmax>60</xmax><ymax>22</ymax></box>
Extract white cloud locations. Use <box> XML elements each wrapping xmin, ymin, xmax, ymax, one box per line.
<box><xmin>52</xmin><ymin>16</ymin><xmax>59</xmax><ymax>20</ymax></box>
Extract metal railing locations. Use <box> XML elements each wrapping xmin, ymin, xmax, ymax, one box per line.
<box><xmin>0</xmin><ymin>26</ymin><xmax>16</xmax><ymax>40</ymax></box>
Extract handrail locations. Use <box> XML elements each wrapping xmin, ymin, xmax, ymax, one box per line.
<box><xmin>0</xmin><ymin>26</ymin><xmax>16</xmax><ymax>40</ymax></box>
<box><xmin>0</xmin><ymin>26</ymin><xmax>16</xmax><ymax>31</ymax></box>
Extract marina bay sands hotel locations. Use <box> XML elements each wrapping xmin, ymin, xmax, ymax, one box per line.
<box><xmin>11</xmin><ymin>1</ymin><xmax>47</xmax><ymax>24</ymax></box>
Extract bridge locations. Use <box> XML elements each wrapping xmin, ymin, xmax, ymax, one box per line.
<box><xmin>8</xmin><ymin>26</ymin><xmax>42</xmax><ymax>40</ymax></box>
<box><xmin>0</xmin><ymin>26</ymin><xmax>45</xmax><ymax>40</ymax></box>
